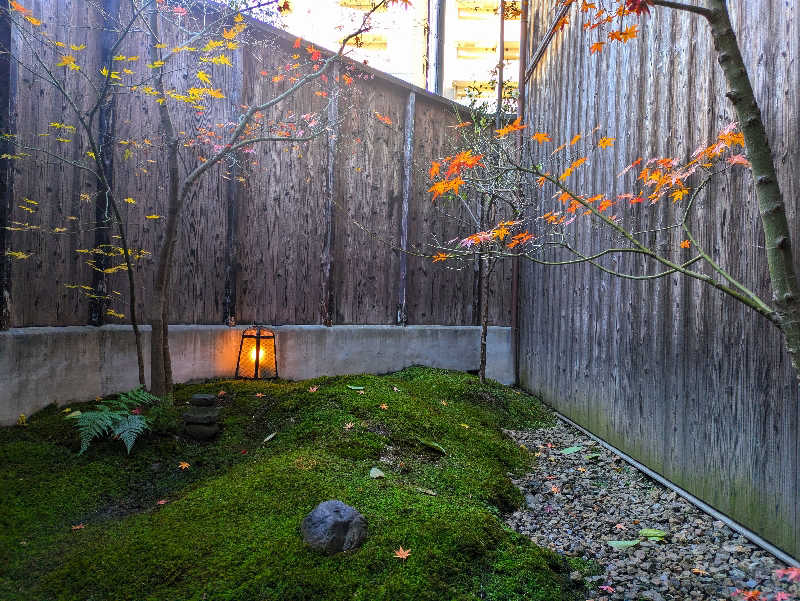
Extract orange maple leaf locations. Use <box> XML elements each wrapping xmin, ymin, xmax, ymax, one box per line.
<box><xmin>380</xmin><ymin>403</ymin><xmax>388</xmax><ymax>410</ymax></box>
<box><xmin>178</xmin><ymin>461</ymin><xmax>190</xmax><ymax>470</ymax></box>
<box><xmin>432</xmin><ymin>252</ymin><xmax>451</xmax><ymax>262</ymax></box>
<box><xmin>590</xmin><ymin>41</ymin><xmax>605</xmax><ymax>54</ymax></box>
<box><xmin>10</xmin><ymin>0</ymin><xmax>31</xmax><ymax>15</ymax></box>
<box><xmin>449</xmin><ymin>121</ymin><xmax>472</xmax><ymax>129</ymax></box>
<box><xmin>619</xmin><ymin>24</ymin><xmax>639</xmax><ymax>42</ymax></box>
<box><xmin>569</xmin><ymin>134</ymin><xmax>581</xmax><ymax>146</ymax></box>
<box><xmin>532</xmin><ymin>132</ymin><xmax>551</xmax><ymax>144</ymax></box>
<box><xmin>507</xmin><ymin>232</ymin><xmax>533</xmax><ymax>249</ymax></box>
<box><xmin>671</xmin><ymin>187</ymin><xmax>690</xmax><ymax>202</ymax></box>
<box><xmin>680</xmin><ymin>239</ymin><xmax>691</xmax><ymax>248</ymax></box>
<box><xmin>495</xmin><ymin>117</ymin><xmax>527</xmax><ymax>139</ymax></box>
<box><xmin>608</xmin><ymin>30</ymin><xmax>624</xmax><ymax>42</ymax></box>
<box><xmin>597</xmin><ymin>137</ymin><xmax>615</xmax><ymax>148</ymax></box>
<box><xmin>428</xmin><ymin>180</ymin><xmax>449</xmax><ymax>201</ymax></box>
<box><xmin>429</xmin><ymin>161</ymin><xmax>440</xmax><ymax>179</ymax></box>
<box><xmin>555</xmin><ymin>15</ymin><xmax>569</xmax><ymax>32</ymax></box>
<box><xmin>71</xmin><ymin>523</ymin><xmax>85</xmax><ymax>530</ymax></box>
<box><xmin>393</xmin><ymin>546</ymin><xmax>411</xmax><ymax>560</ymax></box>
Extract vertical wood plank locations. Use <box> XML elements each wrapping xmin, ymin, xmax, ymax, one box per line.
<box><xmin>397</xmin><ymin>91</ymin><xmax>415</xmax><ymax>325</ymax></box>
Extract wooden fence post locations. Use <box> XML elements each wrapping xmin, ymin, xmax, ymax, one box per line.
<box><xmin>0</xmin><ymin>0</ymin><xmax>13</xmax><ymax>330</ymax></box>
<box><xmin>321</xmin><ymin>63</ymin><xmax>340</xmax><ymax>326</ymax></box>
<box><xmin>223</xmin><ymin>50</ymin><xmax>244</xmax><ymax>326</ymax></box>
<box><xmin>511</xmin><ymin>0</ymin><xmax>529</xmax><ymax>385</ymax></box>
<box><xmin>397</xmin><ymin>91</ymin><xmax>415</xmax><ymax>325</ymax></box>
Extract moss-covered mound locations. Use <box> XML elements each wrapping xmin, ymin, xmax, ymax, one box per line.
<box><xmin>0</xmin><ymin>366</ymin><xmax>583</xmax><ymax>601</ymax></box>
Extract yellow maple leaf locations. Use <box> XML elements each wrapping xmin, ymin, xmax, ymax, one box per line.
<box><xmin>597</xmin><ymin>137</ymin><xmax>615</xmax><ymax>148</ymax></box>
<box><xmin>145</xmin><ymin>214</ymin><xmax>162</xmax><ymax>219</ymax></box>
<box><xmin>196</xmin><ymin>70</ymin><xmax>212</xmax><ymax>85</ymax></box>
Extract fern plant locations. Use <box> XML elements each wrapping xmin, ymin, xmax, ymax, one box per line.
<box><xmin>66</xmin><ymin>388</ymin><xmax>161</xmax><ymax>454</ymax></box>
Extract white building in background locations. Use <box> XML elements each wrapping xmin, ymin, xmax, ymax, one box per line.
<box><xmin>277</xmin><ymin>0</ymin><xmax>521</xmax><ymax>107</ymax></box>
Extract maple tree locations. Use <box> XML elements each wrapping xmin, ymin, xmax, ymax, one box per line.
<box><xmin>2</xmin><ymin>0</ymin><xmax>409</xmax><ymax>397</ymax></box>
<box><xmin>429</xmin><ymin>0</ymin><xmax>800</xmax><ymax>383</ymax></box>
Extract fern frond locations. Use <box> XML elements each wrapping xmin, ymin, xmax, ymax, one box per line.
<box><xmin>66</xmin><ymin>388</ymin><xmax>158</xmax><ymax>455</ymax></box>
<box><xmin>74</xmin><ymin>407</ymin><xmax>124</xmax><ymax>454</ymax></box>
<box><xmin>112</xmin><ymin>414</ymin><xmax>150</xmax><ymax>454</ymax></box>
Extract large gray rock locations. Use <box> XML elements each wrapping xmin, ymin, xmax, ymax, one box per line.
<box><xmin>301</xmin><ymin>500</ymin><xmax>367</xmax><ymax>555</ymax></box>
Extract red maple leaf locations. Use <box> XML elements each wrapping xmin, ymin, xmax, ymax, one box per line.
<box><xmin>626</xmin><ymin>0</ymin><xmax>653</xmax><ymax>15</ymax></box>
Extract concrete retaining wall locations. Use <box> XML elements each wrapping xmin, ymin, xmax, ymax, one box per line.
<box><xmin>0</xmin><ymin>325</ymin><xmax>513</xmax><ymax>424</ymax></box>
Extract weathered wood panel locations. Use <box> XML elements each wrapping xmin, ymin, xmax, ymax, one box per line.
<box><xmin>520</xmin><ymin>1</ymin><xmax>799</xmax><ymax>558</ymax></box>
<box><xmin>3</xmin><ymin>2</ymin><xmax>511</xmax><ymax>328</ymax></box>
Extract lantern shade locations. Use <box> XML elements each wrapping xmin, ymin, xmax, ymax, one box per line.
<box><xmin>235</xmin><ymin>327</ymin><xmax>277</xmax><ymax>379</ymax></box>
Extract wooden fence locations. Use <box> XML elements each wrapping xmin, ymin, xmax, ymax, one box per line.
<box><xmin>520</xmin><ymin>1</ymin><xmax>799</xmax><ymax>559</ymax></box>
<box><xmin>0</xmin><ymin>1</ymin><xmax>511</xmax><ymax>328</ymax></box>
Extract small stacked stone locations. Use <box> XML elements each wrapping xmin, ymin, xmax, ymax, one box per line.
<box><xmin>183</xmin><ymin>394</ymin><xmax>220</xmax><ymax>441</ymax></box>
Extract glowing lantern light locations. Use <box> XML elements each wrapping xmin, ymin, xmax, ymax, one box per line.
<box><xmin>235</xmin><ymin>326</ymin><xmax>277</xmax><ymax>379</ymax></box>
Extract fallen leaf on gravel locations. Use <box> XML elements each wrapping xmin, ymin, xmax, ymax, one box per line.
<box><xmin>691</xmin><ymin>568</ymin><xmax>708</xmax><ymax>575</ymax></box>
<box><xmin>774</xmin><ymin>567</ymin><xmax>800</xmax><ymax>582</ymax></box>
<box><xmin>599</xmin><ymin>585</ymin><xmax>615</xmax><ymax>593</ymax></box>
<box><xmin>638</xmin><ymin>528</ymin><xmax>668</xmax><ymax>541</ymax></box>
<box><xmin>607</xmin><ymin>540</ymin><xmax>639</xmax><ymax>549</ymax></box>
<box><xmin>614</xmin><ymin>523</ymin><xmax>626</xmax><ymax>530</ymax></box>
<box><xmin>560</xmin><ymin>445</ymin><xmax>583</xmax><ymax>454</ymax></box>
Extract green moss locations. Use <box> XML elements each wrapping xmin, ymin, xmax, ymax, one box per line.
<box><xmin>0</xmin><ymin>367</ymin><xmax>582</xmax><ymax>601</ymax></box>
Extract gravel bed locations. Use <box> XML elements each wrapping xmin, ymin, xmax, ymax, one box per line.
<box><xmin>504</xmin><ymin>419</ymin><xmax>799</xmax><ymax>601</ymax></box>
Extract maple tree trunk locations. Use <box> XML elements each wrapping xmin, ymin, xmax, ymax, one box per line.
<box><xmin>150</xmin><ymin>137</ymin><xmax>180</xmax><ymax>399</ymax></box>
<box><xmin>479</xmin><ymin>254</ymin><xmax>490</xmax><ymax>384</ymax></box>
<box><xmin>701</xmin><ymin>0</ymin><xmax>800</xmax><ymax>378</ymax></box>
<box><xmin>148</xmin><ymin>5</ymin><xmax>179</xmax><ymax>399</ymax></box>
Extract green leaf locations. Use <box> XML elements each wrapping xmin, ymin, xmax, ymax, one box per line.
<box><xmin>416</xmin><ymin>437</ymin><xmax>447</xmax><ymax>455</ymax></box>
<box><xmin>638</xmin><ymin>528</ymin><xmax>667</xmax><ymax>541</ymax></box>
<box><xmin>346</xmin><ymin>385</ymin><xmax>364</xmax><ymax>390</ymax></box>
<box><xmin>560</xmin><ymin>445</ymin><xmax>583</xmax><ymax>455</ymax></box>
<box><xmin>607</xmin><ymin>540</ymin><xmax>639</xmax><ymax>549</ymax></box>
<box><xmin>584</xmin><ymin>453</ymin><xmax>601</xmax><ymax>460</ymax></box>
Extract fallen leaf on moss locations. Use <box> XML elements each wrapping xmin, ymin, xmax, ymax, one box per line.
<box><xmin>178</xmin><ymin>461</ymin><xmax>190</xmax><ymax>470</ymax></box>
<box><xmin>393</xmin><ymin>546</ymin><xmax>411</xmax><ymax>560</ymax></box>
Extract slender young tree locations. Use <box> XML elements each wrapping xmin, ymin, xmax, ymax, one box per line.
<box><xmin>2</xmin><ymin>0</ymin><xmax>409</xmax><ymax>397</ymax></box>
<box><xmin>427</xmin><ymin>0</ymin><xmax>800</xmax><ymax>381</ymax></box>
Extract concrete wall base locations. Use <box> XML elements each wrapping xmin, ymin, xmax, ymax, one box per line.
<box><xmin>0</xmin><ymin>325</ymin><xmax>512</xmax><ymax>424</ymax></box>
